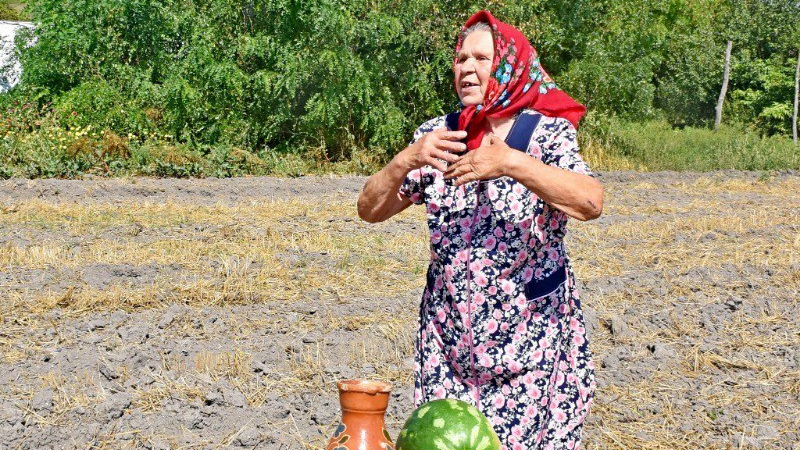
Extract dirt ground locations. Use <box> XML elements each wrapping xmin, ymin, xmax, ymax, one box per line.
<box><xmin>0</xmin><ymin>171</ymin><xmax>798</xmax><ymax>449</ymax></box>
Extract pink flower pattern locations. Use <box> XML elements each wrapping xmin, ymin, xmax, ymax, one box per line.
<box><xmin>399</xmin><ymin>109</ymin><xmax>596</xmax><ymax>450</ymax></box>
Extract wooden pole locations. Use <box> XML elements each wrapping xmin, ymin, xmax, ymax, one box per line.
<box><xmin>715</xmin><ymin>40</ymin><xmax>733</xmax><ymax>132</ymax></box>
<box><xmin>794</xmin><ymin>49</ymin><xmax>799</xmax><ymax>145</ymax></box>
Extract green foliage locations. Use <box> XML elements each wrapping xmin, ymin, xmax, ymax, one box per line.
<box><xmin>13</xmin><ymin>0</ymin><xmax>464</xmax><ymax>159</ymax></box>
<box><xmin>53</xmin><ymin>78</ymin><xmax>152</xmax><ymax>134</ymax></box>
<box><xmin>0</xmin><ymin>1</ymin><xmax>26</xmax><ymax>20</ymax></box>
<box><xmin>2</xmin><ymin>0</ymin><xmax>799</xmax><ymax>178</ymax></box>
<box><xmin>651</xmin><ymin>0</ymin><xmax>721</xmax><ymax>127</ymax></box>
<box><xmin>0</xmin><ymin>90</ymin><xmax>392</xmax><ymax>178</ymax></box>
<box><xmin>729</xmin><ymin>56</ymin><xmax>797</xmax><ymax>135</ymax></box>
<box><xmin>602</xmin><ymin>119</ymin><xmax>799</xmax><ymax>172</ymax></box>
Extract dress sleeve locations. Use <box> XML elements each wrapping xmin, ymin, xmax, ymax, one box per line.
<box><xmin>540</xmin><ymin>118</ymin><xmax>594</xmax><ymax>176</ymax></box>
<box><xmin>398</xmin><ymin>117</ymin><xmax>443</xmax><ymax>205</ymax></box>
<box><xmin>399</xmin><ymin>168</ymin><xmax>425</xmax><ymax>205</ymax></box>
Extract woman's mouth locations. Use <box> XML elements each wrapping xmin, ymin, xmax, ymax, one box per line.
<box><xmin>461</xmin><ymin>81</ymin><xmax>479</xmax><ymax>91</ymax></box>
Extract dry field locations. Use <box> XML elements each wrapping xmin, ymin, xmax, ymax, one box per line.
<box><xmin>0</xmin><ymin>171</ymin><xmax>798</xmax><ymax>450</ymax></box>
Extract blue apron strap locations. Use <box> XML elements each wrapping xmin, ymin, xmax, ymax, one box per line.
<box><xmin>445</xmin><ymin>112</ymin><xmax>465</xmax><ymax>157</ymax></box>
<box><xmin>445</xmin><ymin>112</ymin><xmax>461</xmax><ymax>133</ymax></box>
<box><xmin>505</xmin><ymin>112</ymin><xmax>542</xmax><ymax>153</ymax></box>
<box><xmin>446</xmin><ymin>110</ymin><xmax>540</xmax><ymax>152</ymax></box>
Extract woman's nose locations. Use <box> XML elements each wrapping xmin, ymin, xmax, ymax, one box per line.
<box><xmin>462</xmin><ymin>57</ymin><xmax>477</xmax><ymax>72</ymax></box>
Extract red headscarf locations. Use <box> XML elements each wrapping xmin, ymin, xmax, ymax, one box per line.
<box><xmin>455</xmin><ymin>10</ymin><xmax>587</xmax><ymax>150</ymax></box>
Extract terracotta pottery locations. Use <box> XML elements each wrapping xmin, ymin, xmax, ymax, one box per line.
<box><xmin>327</xmin><ymin>379</ymin><xmax>395</xmax><ymax>450</ymax></box>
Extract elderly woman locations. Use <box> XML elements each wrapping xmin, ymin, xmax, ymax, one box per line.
<box><xmin>357</xmin><ymin>10</ymin><xmax>602</xmax><ymax>450</ymax></box>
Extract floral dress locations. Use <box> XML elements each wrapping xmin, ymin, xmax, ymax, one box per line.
<box><xmin>399</xmin><ymin>108</ymin><xmax>596</xmax><ymax>450</ymax></box>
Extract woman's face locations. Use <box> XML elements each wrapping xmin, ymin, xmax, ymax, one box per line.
<box><xmin>455</xmin><ymin>30</ymin><xmax>494</xmax><ymax>107</ymax></box>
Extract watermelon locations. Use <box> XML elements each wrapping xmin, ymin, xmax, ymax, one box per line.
<box><xmin>395</xmin><ymin>398</ymin><xmax>502</xmax><ymax>450</ymax></box>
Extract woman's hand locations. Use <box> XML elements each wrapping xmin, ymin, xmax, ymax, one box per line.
<box><xmin>400</xmin><ymin>128</ymin><xmax>468</xmax><ymax>173</ymax></box>
<box><xmin>357</xmin><ymin>128</ymin><xmax>466</xmax><ymax>224</ymax></box>
<box><xmin>443</xmin><ymin>133</ymin><xmax>514</xmax><ymax>186</ymax></box>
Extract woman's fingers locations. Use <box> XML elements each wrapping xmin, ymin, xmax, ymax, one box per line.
<box><xmin>443</xmin><ymin>157</ymin><xmax>461</xmax><ymax>176</ymax></box>
<box><xmin>454</xmin><ymin>170</ymin><xmax>479</xmax><ymax>186</ymax></box>
<box><xmin>412</xmin><ymin>129</ymin><xmax>466</xmax><ymax>171</ymax></box>
<box><xmin>435</xmin><ymin>138</ymin><xmax>467</xmax><ymax>153</ymax></box>
<box><xmin>450</xmin><ymin>164</ymin><xmax>473</xmax><ymax>180</ymax></box>
<box><xmin>425</xmin><ymin>156</ymin><xmax>447</xmax><ymax>172</ymax></box>
<box><xmin>430</xmin><ymin>148</ymin><xmax>459</xmax><ymax>163</ymax></box>
<box><xmin>432</xmin><ymin>129</ymin><xmax>467</xmax><ymax>153</ymax></box>
<box><xmin>450</xmin><ymin>153</ymin><xmax>484</xmax><ymax>185</ymax></box>
<box><xmin>444</xmin><ymin>157</ymin><xmax>469</xmax><ymax>178</ymax></box>
<box><xmin>435</xmin><ymin>129</ymin><xmax>468</xmax><ymax>141</ymax></box>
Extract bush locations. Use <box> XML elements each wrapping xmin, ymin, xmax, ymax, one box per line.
<box><xmin>0</xmin><ymin>1</ymin><xmax>25</xmax><ymax>20</ymax></box>
<box><xmin>2</xmin><ymin>0</ymin><xmax>799</xmax><ymax>178</ymax></box>
<box><xmin>53</xmin><ymin>79</ymin><xmax>153</xmax><ymax>135</ymax></box>
<box><xmin>602</xmin><ymin>119</ymin><xmax>799</xmax><ymax>171</ymax></box>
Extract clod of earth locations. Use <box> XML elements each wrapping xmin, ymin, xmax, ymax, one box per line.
<box><xmin>0</xmin><ymin>173</ymin><xmax>798</xmax><ymax>448</ymax></box>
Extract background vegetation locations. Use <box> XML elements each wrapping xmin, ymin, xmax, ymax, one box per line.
<box><xmin>1</xmin><ymin>0</ymin><xmax>799</xmax><ymax>177</ymax></box>
<box><xmin>0</xmin><ymin>1</ymin><xmax>24</xmax><ymax>20</ymax></box>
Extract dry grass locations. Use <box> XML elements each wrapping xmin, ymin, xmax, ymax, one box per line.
<box><xmin>1</xmin><ymin>174</ymin><xmax>799</xmax><ymax>449</ymax></box>
<box><xmin>580</xmin><ymin>135</ymin><xmax>647</xmax><ymax>172</ymax></box>
<box><xmin>0</xmin><ymin>198</ymin><xmax>426</xmax><ymax>352</ymax></box>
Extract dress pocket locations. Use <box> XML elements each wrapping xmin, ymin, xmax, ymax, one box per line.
<box><xmin>524</xmin><ymin>265</ymin><xmax>567</xmax><ymax>302</ymax></box>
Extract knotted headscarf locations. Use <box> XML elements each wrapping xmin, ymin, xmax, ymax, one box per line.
<box><xmin>455</xmin><ymin>10</ymin><xmax>587</xmax><ymax>150</ymax></box>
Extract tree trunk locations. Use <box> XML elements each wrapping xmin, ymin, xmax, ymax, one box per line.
<box><xmin>715</xmin><ymin>40</ymin><xmax>733</xmax><ymax>132</ymax></box>
<box><xmin>794</xmin><ymin>49</ymin><xmax>799</xmax><ymax>145</ymax></box>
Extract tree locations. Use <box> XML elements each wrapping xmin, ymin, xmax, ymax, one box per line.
<box><xmin>712</xmin><ymin>0</ymin><xmax>749</xmax><ymax>131</ymax></box>
<box><xmin>794</xmin><ymin>50</ymin><xmax>799</xmax><ymax>144</ymax></box>
<box><xmin>791</xmin><ymin>18</ymin><xmax>800</xmax><ymax>144</ymax></box>
<box><xmin>715</xmin><ymin>40</ymin><xmax>733</xmax><ymax>132</ymax></box>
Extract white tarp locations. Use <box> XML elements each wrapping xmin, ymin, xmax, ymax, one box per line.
<box><xmin>1</xmin><ymin>20</ymin><xmax>34</xmax><ymax>93</ymax></box>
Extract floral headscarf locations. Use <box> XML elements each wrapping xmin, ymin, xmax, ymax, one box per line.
<box><xmin>455</xmin><ymin>10</ymin><xmax>587</xmax><ymax>151</ymax></box>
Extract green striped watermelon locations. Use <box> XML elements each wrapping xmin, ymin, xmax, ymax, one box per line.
<box><xmin>395</xmin><ymin>399</ymin><xmax>502</xmax><ymax>450</ymax></box>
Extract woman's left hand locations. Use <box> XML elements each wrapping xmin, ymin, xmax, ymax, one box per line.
<box><xmin>443</xmin><ymin>133</ymin><xmax>514</xmax><ymax>186</ymax></box>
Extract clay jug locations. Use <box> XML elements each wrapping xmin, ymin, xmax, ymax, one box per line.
<box><xmin>327</xmin><ymin>379</ymin><xmax>395</xmax><ymax>450</ymax></box>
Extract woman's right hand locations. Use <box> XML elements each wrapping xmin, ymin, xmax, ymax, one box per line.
<box><xmin>357</xmin><ymin>128</ymin><xmax>467</xmax><ymax>223</ymax></box>
<box><xmin>400</xmin><ymin>128</ymin><xmax>468</xmax><ymax>173</ymax></box>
